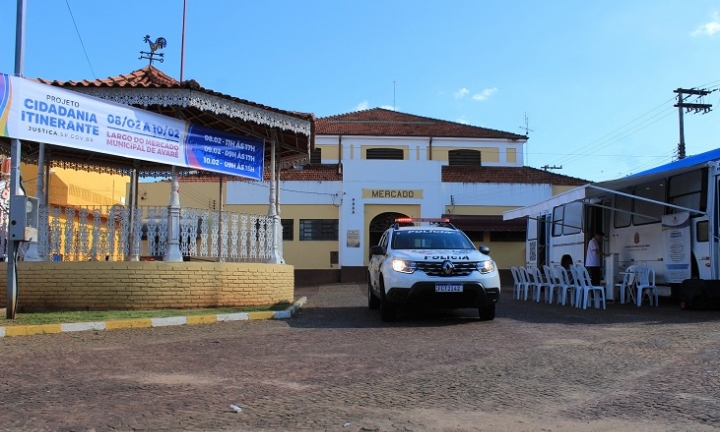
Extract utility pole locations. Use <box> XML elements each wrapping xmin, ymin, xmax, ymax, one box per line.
<box><xmin>674</xmin><ymin>88</ymin><xmax>713</xmax><ymax>160</ymax></box>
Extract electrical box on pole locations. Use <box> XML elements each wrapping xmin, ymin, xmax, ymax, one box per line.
<box><xmin>9</xmin><ymin>195</ymin><xmax>39</xmax><ymax>242</ymax></box>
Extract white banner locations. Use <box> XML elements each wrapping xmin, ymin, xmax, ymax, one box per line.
<box><xmin>0</xmin><ymin>73</ymin><xmax>264</xmax><ymax>180</ymax></box>
<box><xmin>661</xmin><ymin>212</ymin><xmax>691</xmax><ymax>283</ymax></box>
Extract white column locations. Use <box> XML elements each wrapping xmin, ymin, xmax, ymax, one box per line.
<box><xmin>276</xmin><ymin>158</ymin><xmax>284</xmax><ymax>261</ymax></box>
<box><xmin>24</xmin><ymin>142</ymin><xmax>46</xmax><ymax>261</ymax></box>
<box><xmin>267</xmin><ymin>133</ymin><xmax>284</xmax><ymax>264</ymax></box>
<box><xmin>164</xmin><ymin>166</ymin><xmax>183</xmax><ymax>262</ymax></box>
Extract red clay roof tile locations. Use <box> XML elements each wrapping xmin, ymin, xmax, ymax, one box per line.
<box><xmin>442</xmin><ymin>165</ymin><xmax>587</xmax><ymax>185</ymax></box>
<box><xmin>176</xmin><ymin>165</ymin><xmax>584</xmax><ymax>185</ymax></box>
<box><xmin>316</xmin><ymin>108</ymin><xmax>526</xmax><ymax>140</ymax></box>
<box><xmin>36</xmin><ymin>66</ymin><xmax>314</xmax><ymax>122</ymax></box>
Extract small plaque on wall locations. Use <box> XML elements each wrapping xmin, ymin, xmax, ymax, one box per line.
<box><xmin>347</xmin><ymin>230</ymin><xmax>360</xmax><ymax>248</ymax></box>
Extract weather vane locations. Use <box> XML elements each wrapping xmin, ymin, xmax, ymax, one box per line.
<box><xmin>139</xmin><ymin>35</ymin><xmax>167</xmax><ymax>65</ymax></box>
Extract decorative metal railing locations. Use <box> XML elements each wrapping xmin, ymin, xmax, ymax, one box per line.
<box><xmin>12</xmin><ymin>205</ymin><xmax>274</xmax><ymax>262</ymax></box>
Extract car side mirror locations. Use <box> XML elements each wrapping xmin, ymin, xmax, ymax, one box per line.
<box><xmin>479</xmin><ymin>245</ymin><xmax>490</xmax><ymax>255</ymax></box>
<box><xmin>370</xmin><ymin>245</ymin><xmax>385</xmax><ymax>256</ymax></box>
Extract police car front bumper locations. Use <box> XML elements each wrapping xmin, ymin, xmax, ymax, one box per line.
<box><xmin>385</xmin><ymin>282</ymin><xmax>500</xmax><ymax>309</ymax></box>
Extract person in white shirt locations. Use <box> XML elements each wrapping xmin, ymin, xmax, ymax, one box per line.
<box><xmin>585</xmin><ymin>231</ymin><xmax>609</xmax><ymax>286</ymax></box>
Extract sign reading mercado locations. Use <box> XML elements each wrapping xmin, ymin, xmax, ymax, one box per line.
<box><xmin>0</xmin><ymin>73</ymin><xmax>264</xmax><ymax>180</ymax></box>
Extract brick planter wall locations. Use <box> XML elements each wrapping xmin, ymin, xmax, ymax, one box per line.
<box><xmin>0</xmin><ymin>262</ymin><xmax>294</xmax><ymax>312</ymax></box>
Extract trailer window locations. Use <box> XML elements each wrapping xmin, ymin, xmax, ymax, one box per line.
<box><xmin>552</xmin><ymin>206</ymin><xmax>564</xmax><ymax>236</ymax></box>
<box><xmin>669</xmin><ymin>168</ymin><xmax>707</xmax><ymax>213</ymax></box>
<box><xmin>696</xmin><ymin>220</ymin><xmax>709</xmax><ymax>242</ymax></box>
<box><xmin>527</xmin><ymin>217</ymin><xmax>538</xmax><ymax>240</ymax></box>
<box><xmin>633</xmin><ymin>180</ymin><xmax>666</xmax><ymax>225</ymax></box>
<box><xmin>614</xmin><ymin>192</ymin><xmax>632</xmax><ymax>228</ymax></box>
<box><xmin>564</xmin><ymin>202</ymin><xmax>582</xmax><ymax>235</ymax></box>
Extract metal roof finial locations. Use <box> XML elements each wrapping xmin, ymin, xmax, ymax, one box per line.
<box><xmin>139</xmin><ymin>35</ymin><xmax>167</xmax><ymax>66</ymax></box>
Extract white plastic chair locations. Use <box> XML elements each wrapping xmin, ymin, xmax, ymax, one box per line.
<box><xmin>634</xmin><ymin>265</ymin><xmax>658</xmax><ymax>307</ymax></box>
<box><xmin>510</xmin><ymin>266</ymin><xmax>522</xmax><ymax>300</ymax></box>
<box><xmin>615</xmin><ymin>265</ymin><xmax>637</xmax><ymax>304</ymax></box>
<box><xmin>517</xmin><ymin>267</ymin><xmax>533</xmax><ymax>301</ymax></box>
<box><xmin>543</xmin><ymin>265</ymin><xmax>563</xmax><ymax>304</ymax></box>
<box><xmin>526</xmin><ymin>267</ymin><xmax>548</xmax><ymax>302</ymax></box>
<box><xmin>553</xmin><ymin>265</ymin><xmax>576</xmax><ymax>306</ymax></box>
<box><xmin>571</xmin><ymin>264</ymin><xmax>606</xmax><ymax>310</ymax></box>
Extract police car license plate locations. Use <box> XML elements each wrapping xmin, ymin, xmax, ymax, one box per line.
<box><xmin>435</xmin><ymin>283</ymin><xmax>463</xmax><ymax>293</ymax></box>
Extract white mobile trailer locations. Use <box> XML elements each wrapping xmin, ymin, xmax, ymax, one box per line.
<box><xmin>504</xmin><ymin>148</ymin><xmax>720</xmax><ymax>296</ymax></box>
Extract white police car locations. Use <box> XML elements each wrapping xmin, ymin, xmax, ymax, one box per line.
<box><xmin>367</xmin><ymin>218</ymin><xmax>500</xmax><ymax>322</ymax></box>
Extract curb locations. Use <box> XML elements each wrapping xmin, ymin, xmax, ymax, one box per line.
<box><xmin>0</xmin><ymin>296</ymin><xmax>307</xmax><ymax>338</ymax></box>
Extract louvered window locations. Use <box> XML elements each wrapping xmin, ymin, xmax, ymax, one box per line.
<box><xmin>366</xmin><ymin>148</ymin><xmax>404</xmax><ymax>160</ymax></box>
<box><xmin>449</xmin><ymin>149</ymin><xmax>481</xmax><ymax>166</ymax></box>
<box><xmin>299</xmin><ymin>219</ymin><xmax>339</xmax><ymax>241</ymax></box>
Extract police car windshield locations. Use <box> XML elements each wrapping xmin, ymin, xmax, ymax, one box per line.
<box><xmin>392</xmin><ymin>230</ymin><xmax>475</xmax><ymax>250</ymax></box>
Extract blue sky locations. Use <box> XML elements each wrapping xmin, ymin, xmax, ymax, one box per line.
<box><xmin>2</xmin><ymin>0</ymin><xmax>720</xmax><ymax>182</ymax></box>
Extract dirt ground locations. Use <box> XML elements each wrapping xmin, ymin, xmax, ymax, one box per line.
<box><xmin>1</xmin><ymin>283</ymin><xmax>720</xmax><ymax>431</ymax></box>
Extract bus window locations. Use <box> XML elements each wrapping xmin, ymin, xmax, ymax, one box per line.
<box><xmin>633</xmin><ymin>180</ymin><xmax>666</xmax><ymax>225</ymax></box>
<box><xmin>669</xmin><ymin>168</ymin><xmax>707</xmax><ymax>213</ymax></box>
<box><xmin>564</xmin><ymin>202</ymin><xmax>582</xmax><ymax>235</ymax></box>
<box><xmin>552</xmin><ymin>206</ymin><xmax>563</xmax><ymax>236</ymax></box>
<box><xmin>527</xmin><ymin>216</ymin><xmax>538</xmax><ymax>240</ymax></box>
<box><xmin>696</xmin><ymin>220</ymin><xmax>709</xmax><ymax>242</ymax></box>
<box><xmin>614</xmin><ymin>192</ymin><xmax>632</xmax><ymax>228</ymax></box>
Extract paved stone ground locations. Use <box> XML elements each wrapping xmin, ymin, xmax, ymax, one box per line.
<box><xmin>1</xmin><ymin>283</ymin><xmax>720</xmax><ymax>431</ymax></box>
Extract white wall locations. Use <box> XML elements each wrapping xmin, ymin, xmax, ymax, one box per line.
<box><xmin>223</xmin><ymin>134</ymin><xmax>539</xmax><ymax>269</ymax></box>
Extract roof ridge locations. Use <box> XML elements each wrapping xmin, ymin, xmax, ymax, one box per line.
<box><xmin>317</xmin><ymin>107</ymin><xmax>526</xmax><ymax>139</ymax></box>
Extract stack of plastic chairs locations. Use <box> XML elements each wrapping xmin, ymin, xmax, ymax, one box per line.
<box><xmin>510</xmin><ymin>266</ymin><xmax>522</xmax><ymax>300</ymax></box>
<box><xmin>571</xmin><ymin>264</ymin><xmax>606</xmax><ymax>310</ymax></box>
<box><xmin>517</xmin><ymin>266</ymin><xmax>533</xmax><ymax>301</ymax></box>
<box><xmin>526</xmin><ymin>267</ymin><xmax>548</xmax><ymax>302</ymax></box>
<box><xmin>543</xmin><ymin>265</ymin><xmax>563</xmax><ymax>304</ymax></box>
<box><xmin>553</xmin><ymin>266</ymin><xmax>576</xmax><ymax>306</ymax></box>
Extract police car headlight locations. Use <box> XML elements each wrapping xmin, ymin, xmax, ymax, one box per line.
<box><xmin>477</xmin><ymin>260</ymin><xmax>495</xmax><ymax>274</ymax></box>
<box><xmin>392</xmin><ymin>259</ymin><xmax>416</xmax><ymax>274</ymax></box>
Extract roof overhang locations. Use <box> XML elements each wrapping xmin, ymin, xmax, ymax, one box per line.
<box><xmin>503</xmin><ymin>183</ymin><xmax>705</xmax><ymax>222</ymax></box>
<box><xmin>502</xmin><ymin>185</ymin><xmax>594</xmax><ymax>220</ymax></box>
<box><xmin>503</xmin><ymin>150</ymin><xmax>720</xmax><ymax>222</ymax></box>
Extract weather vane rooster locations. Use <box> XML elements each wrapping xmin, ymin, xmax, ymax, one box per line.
<box><xmin>139</xmin><ymin>35</ymin><xmax>168</xmax><ymax>65</ymax></box>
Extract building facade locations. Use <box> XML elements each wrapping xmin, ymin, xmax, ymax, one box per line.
<box><xmin>138</xmin><ymin>108</ymin><xmax>585</xmax><ymax>284</ymax></box>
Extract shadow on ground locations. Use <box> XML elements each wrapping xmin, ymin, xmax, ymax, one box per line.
<box><xmin>291</xmin><ymin>283</ymin><xmax>720</xmax><ymax>329</ymax></box>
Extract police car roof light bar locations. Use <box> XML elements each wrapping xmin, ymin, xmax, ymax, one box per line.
<box><xmin>393</xmin><ymin>217</ymin><xmax>455</xmax><ymax>229</ymax></box>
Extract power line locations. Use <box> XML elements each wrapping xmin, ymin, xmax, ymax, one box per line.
<box><xmin>558</xmin><ymin>108</ymin><xmax>676</xmax><ymax>167</ymax></box>
<box><xmin>65</xmin><ymin>0</ymin><xmax>96</xmax><ymax>78</ymax></box>
<box><xmin>550</xmin><ymin>97</ymin><xmax>676</xmax><ymax>167</ymax></box>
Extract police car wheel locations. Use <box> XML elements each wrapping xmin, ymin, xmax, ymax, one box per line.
<box><xmin>379</xmin><ymin>280</ymin><xmax>397</xmax><ymax>322</ymax></box>
<box><xmin>368</xmin><ymin>275</ymin><xmax>380</xmax><ymax>310</ymax></box>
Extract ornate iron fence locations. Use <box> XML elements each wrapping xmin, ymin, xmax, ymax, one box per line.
<box><xmin>18</xmin><ymin>205</ymin><xmax>274</xmax><ymax>262</ymax></box>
